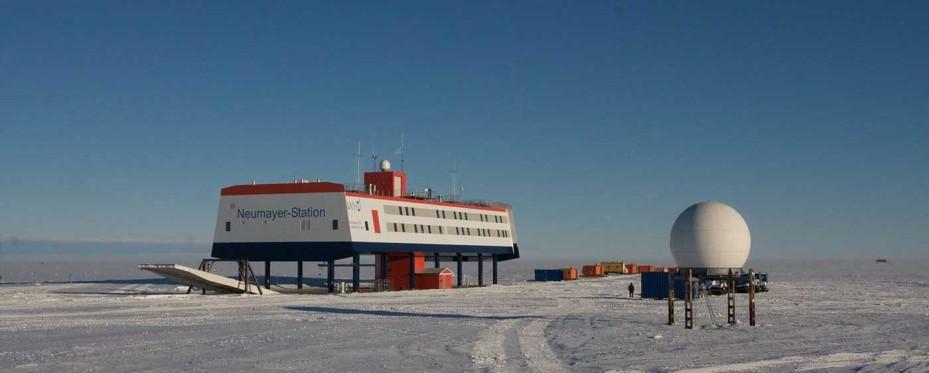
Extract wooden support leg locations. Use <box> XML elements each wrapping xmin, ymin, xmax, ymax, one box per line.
<box><xmin>749</xmin><ymin>270</ymin><xmax>756</xmax><ymax>326</ymax></box>
<box><xmin>685</xmin><ymin>269</ymin><xmax>693</xmax><ymax>329</ymax></box>
<box><xmin>667</xmin><ymin>272</ymin><xmax>675</xmax><ymax>325</ymax></box>
<box><xmin>728</xmin><ymin>279</ymin><xmax>736</xmax><ymax>325</ymax></box>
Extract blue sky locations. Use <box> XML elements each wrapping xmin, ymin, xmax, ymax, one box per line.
<box><xmin>1</xmin><ymin>1</ymin><xmax>927</xmax><ymax>260</ymax></box>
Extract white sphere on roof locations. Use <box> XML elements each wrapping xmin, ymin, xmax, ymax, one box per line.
<box><xmin>379</xmin><ymin>159</ymin><xmax>391</xmax><ymax>171</ymax></box>
<box><xmin>670</xmin><ymin>201</ymin><xmax>751</xmax><ymax>269</ymax></box>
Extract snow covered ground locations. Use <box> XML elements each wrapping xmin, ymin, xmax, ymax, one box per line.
<box><xmin>1</xmin><ymin>259</ymin><xmax>928</xmax><ymax>372</ymax></box>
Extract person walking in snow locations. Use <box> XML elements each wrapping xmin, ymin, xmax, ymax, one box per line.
<box><xmin>628</xmin><ymin>282</ymin><xmax>635</xmax><ymax>298</ymax></box>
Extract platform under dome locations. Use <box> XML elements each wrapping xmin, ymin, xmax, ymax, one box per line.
<box><xmin>670</xmin><ymin>201</ymin><xmax>751</xmax><ymax>271</ymax></box>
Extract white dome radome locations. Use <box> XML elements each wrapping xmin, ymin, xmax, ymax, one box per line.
<box><xmin>670</xmin><ymin>201</ymin><xmax>751</xmax><ymax>269</ymax></box>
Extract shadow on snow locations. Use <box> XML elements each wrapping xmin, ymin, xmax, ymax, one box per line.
<box><xmin>284</xmin><ymin>306</ymin><xmax>540</xmax><ymax>321</ymax></box>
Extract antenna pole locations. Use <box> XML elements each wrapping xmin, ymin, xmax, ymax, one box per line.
<box><xmin>354</xmin><ymin>142</ymin><xmax>363</xmax><ymax>187</ymax></box>
<box><xmin>449</xmin><ymin>163</ymin><xmax>459</xmax><ymax>199</ymax></box>
<box><xmin>398</xmin><ymin>133</ymin><xmax>405</xmax><ymax>172</ymax></box>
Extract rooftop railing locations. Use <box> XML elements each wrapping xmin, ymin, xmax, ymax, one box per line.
<box><xmin>340</xmin><ymin>182</ymin><xmax>506</xmax><ymax>208</ymax></box>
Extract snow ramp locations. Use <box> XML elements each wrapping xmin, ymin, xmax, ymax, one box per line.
<box><xmin>138</xmin><ymin>264</ymin><xmax>277</xmax><ymax>295</ymax></box>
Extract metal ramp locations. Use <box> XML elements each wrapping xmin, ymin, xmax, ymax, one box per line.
<box><xmin>138</xmin><ymin>263</ymin><xmax>277</xmax><ymax>295</ymax></box>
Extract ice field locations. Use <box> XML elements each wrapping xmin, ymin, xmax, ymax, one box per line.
<box><xmin>1</xmin><ymin>259</ymin><xmax>928</xmax><ymax>372</ymax></box>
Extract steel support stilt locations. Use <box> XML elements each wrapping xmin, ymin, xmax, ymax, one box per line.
<box><xmin>297</xmin><ymin>261</ymin><xmax>303</xmax><ymax>289</ymax></box>
<box><xmin>409</xmin><ymin>252</ymin><xmax>416</xmax><ymax>290</ymax></box>
<box><xmin>264</xmin><ymin>261</ymin><xmax>271</xmax><ymax>290</ymax></box>
<box><xmin>456</xmin><ymin>253</ymin><xmax>462</xmax><ymax>287</ymax></box>
<box><xmin>352</xmin><ymin>253</ymin><xmax>360</xmax><ymax>293</ymax></box>
<box><xmin>492</xmin><ymin>254</ymin><xmax>498</xmax><ymax>285</ymax></box>
<box><xmin>477</xmin><ymin>253</ymin><xmax>484</xmax><ymax>286</ymax></box>
<box><xmin>327</xmin><ymin>260</ymin><xmax>335</xmax><ymax>294</ymax></box>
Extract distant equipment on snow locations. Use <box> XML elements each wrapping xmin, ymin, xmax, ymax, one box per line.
<box><xmin>670</xmin><ymin>201</ymin><xmax>751</xmax><ymax>273</ymax></box>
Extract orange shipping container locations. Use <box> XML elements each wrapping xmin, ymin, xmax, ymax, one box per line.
<box><xmin>625</xmin><ymin>264</ymin><xmax>639</xmax><ymax>274</ymax></box>
<box><xmin>638</xmin><ymin>265</ymin><xmax>656</xmax><ymax>273</ymax></box>
<box><xmin>562</xmin><ymin>267</ymin><xmax>578</xmax><ymax>280</ymax></box>
<box><xmin>582</xmin><ymin>264</ymin><xmax>604</xmax><ymax>277</ymax></box>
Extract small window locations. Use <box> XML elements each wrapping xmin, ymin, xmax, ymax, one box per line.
<box><xmin>442</xmin><ymin>210</ymin><xmax>446</xmax><ymax>219</ymax></box>
<box><xmin>332</xmin><ymin>219</ymin><xmax>339</xmax><ymax>230</ymax></box>
<box><xmin>439</xmin><ymin>226</ymin><xmax>444</xmax><ymax>234</ymax></box>
<box><xmin>225</xmin><ymin>221</ymin><xmax>231</xmax><ymax>232</ymax></box>
<box><xmin>427</xmin><ymin>225</ymin><xmax>432</xmax><ymax>234</ymax></box>
<box><xmin>393</xmin><ymin>222</ymin><xmax>398</xmax><ymax>232</ymax></box>
<box><xmin>411</xmin><ymin>207</ymin><xmax>416</xmax><ymax>216</ymax></box>
<box><xmin>401</xmin><ymin>224</ymin><xmax>406</xmax><ymax>232</ymax></box>
<box><xmin>404</xmin><ymin>207</ymin><xmax>410</xmax><ymax>216</ymax></box>
<box><xmin>365</xmin><ymin>221</ymin><xmax>369</xmax><ymax>231</ymax></box>
<box><xmin>414</xmin><ymin>224</ymin><xmax>419</xmax><ymax>233</ymax></box>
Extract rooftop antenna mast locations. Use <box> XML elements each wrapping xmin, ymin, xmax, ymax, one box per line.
<box><xmin>395</xmin><ymin>133</ymin><xmax>406</xmax><ymax>172</ymax></box>
<box><xmin>353</xmin><ymin>141</ymin><xmax>363</xmax><ymax>187</ymax></box>
<box><xmin>449</xmin><ymin>163</ymin><xmax>461</xmax><ymax>200</ymax></box>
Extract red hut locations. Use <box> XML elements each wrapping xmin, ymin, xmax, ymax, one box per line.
<box><xmin>414</xmin><ymin>268</ymin><xmax>454</xmax><ymax>289</ymax></box>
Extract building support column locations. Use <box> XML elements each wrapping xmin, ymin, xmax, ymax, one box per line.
<box><xmin>492</xmin><ymin>254</ymin><xmax>499</xmax><ymax>285</ymax></box>
<box><xmin>352</xmin><ymin>253</ymin><xmax>360</xmax><ymax>293</ymax></box>
<box><xmin>434</xmin><ymin>252</ymin><xmax>440</xmax><ymax>268</ymax></box>
<box><xmin>297</xmin><ymin>261</ymin><xmax>303</xmax><ymax>289</ymax></box>
<box><xmin>409</xmin><ymin>252</ymin><xmax>416</xmax><ymax>290</ymax></box>
<box><xmin>477</xmin><ymin>253</ymin><xmax>484</xmax><ymax>287</ymax></box>
<box><xmin>264</xmin><ymin>261</ymin><xmax>271</xmax><ymax>290</ymax></box>
<box><xmin>327</xmin><ymin>260</ymin><xmax>335</xmax><ymax>294</ymax></box>
<box><xmin>456</xmin><ymin>253</ymin><xmax>463</xmax><ymax>287</ymax></box>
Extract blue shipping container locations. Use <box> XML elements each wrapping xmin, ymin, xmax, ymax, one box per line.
<box><xmin>534</xmin><ymin>269</ymin><xmax>564</xmax><ymax>281</ymax></box>
<box><xmin>640</xmin><ymin>272</ymin><xmax>698</xmax><ymax>299</ymax></box>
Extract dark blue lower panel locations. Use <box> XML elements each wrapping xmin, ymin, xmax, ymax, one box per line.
<box><xmin>211</xmin><ymin>241</ymin><xmax>518</xmax><ymax>262</ymax></box>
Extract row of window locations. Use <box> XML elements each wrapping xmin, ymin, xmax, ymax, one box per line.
<box><xmin>225</xmin><ymin>219</ymin><xmax>340</xmax><ymax>232</ymax></box>
<box><xmin>385</xmin><ymin>222</ymin><xmax>510</xmax><ymax>238</ymax></box>
<box><xmin>297</xmin><ymin>219</ymin><xmax>339</xmax><ymax>231</ymax></box>
<box><xmin>384</xmin><ymin>205</ymin><xmax>508</xmax><ymax>224</ymax></box>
